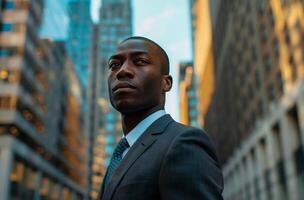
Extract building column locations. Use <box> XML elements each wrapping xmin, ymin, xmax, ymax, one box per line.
<box><xmin>266</xmin><ymin>129</ymin><xmax>280</xmax><ymax>200</ymax></box>
<box><xmin>0</xmin><ymin>148</ymin><xmax>14</xmax><ymax>200</ymax></box>
<box><xmin>33</xmin><ymin>171</ymin><xmax>42</xmax><ymax>200</ymax></box>
<box><xmin>297</xmin><ymin>83</ymin><xmax>304</xmax><ymax>142</ymax></box>
<box><xmin>239</xmin><ymin>161</ymin><xmax>248</xmax><ymax>200</ymax></box>
<box><xmin>280</xmin><ymin>114</ymin><xmax>299</xmax><ymax>200</ymax></box>
<box><xmin>246</xmin><ymin>153</ymin><xmax>255</xmax><ymax>199</ymax></box>
<box><xmin>256</xmin><ymin>143</ymin><xmax>267</xmax><ymax>200</ymax></box>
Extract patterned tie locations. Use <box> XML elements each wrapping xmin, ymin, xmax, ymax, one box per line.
<box><xmin>103</xmin><ymin>137</ymin><xmax>129</xmax><ymax>187</ymax></box>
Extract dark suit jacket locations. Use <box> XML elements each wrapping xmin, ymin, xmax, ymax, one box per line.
<box><xmin>98</xmin><ymin>114</ymin><xmax>223</xmax><ymax>200</ymax></box>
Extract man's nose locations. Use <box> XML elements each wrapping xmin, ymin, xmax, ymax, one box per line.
<box><xmin>116</xmin><ymin>61</ymin><xmax>134</xmax><ymax>79</ymax></box>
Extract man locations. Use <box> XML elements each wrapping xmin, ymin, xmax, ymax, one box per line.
<box><xmin>98</xmin><ymin>36</ymin><xmax>223</xmax><ymax>200</ymax></box>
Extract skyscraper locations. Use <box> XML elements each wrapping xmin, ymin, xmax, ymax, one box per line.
<box><xmin>99</xmin><ymin>0</ymin><xmax>132</xmax><ymax>97</ymax></box>
<box><xmin>66</xmin><ymin>0</ymin><xmax>92</xmax><ymax>88</ymax></box>
<box><xmin>0</xmin><ymin>0</ymin><xmax>4</xmax><ymax>20</ymax></box>
<box><xmin>85</xmin><ymin>24</ymin><xmax>106</xmax><ymax>199</ymax></box>
<box><xmin>190</xmin><ymin>0</ymin><xmax>217</xmax><ymax>128</ymax></box>
<box><xmin>0</xmin><ymin>0</ymin><xmax>86</xmax><ymax>199</ymax></box>
<box><xmin>178</xmin><ymin>61</ymin><xmax>199</xmax><ymax>127</ymax></box>
<box><xmin>192</xmin><ymin>0</ymin><xmax>304</xmax><ymax>199</ymax></box>
<box><xmin>98</xmin><ymin>0</ymin><xmax>132</xmax><ymax>171</ymax></box>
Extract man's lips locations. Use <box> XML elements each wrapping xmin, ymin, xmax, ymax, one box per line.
<box><xmin>112</xmin><ymin>82</ymin><xmax>136</xmax><ymax>92</ymax></box>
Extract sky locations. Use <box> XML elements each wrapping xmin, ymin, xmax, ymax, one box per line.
<box><xmin>91</xmin><ymin>0</ymin><xmax>192</xmax><ymax>121</ymax></box>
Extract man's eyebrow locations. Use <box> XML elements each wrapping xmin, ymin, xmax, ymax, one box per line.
<box><xmin>129</xmin><ymin>51</ymin><xmax>150</xmax><ymax>57</ymax></box>
<box><xmin>108</xmin><ymin>50</ymin><xmax>151</xmax><ymax>61</ymax></box>
<box><xmin>108</xmin><ymin>54</ymin><xmax>120</xmax><ymax>62</ymax></box>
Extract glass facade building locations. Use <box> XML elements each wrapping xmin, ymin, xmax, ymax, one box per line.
<box><xmin>98</xmin><ymin>0</ymin><xmax>133</xmax><ymax>167</ymax></box>
<box><xmin>39</xmin><ymin>0</ymin><xmax>69</xmax><ymax>41</ymax></box>
<box><xmin>66</xmin><ymin>0</ymin><xmax>92</xmax><ymax>88</ymax></box>
<box><xmin>0</xmin><ymin>0</ymin><xmax>87</xmax><ymax>199</ymax></box>
<box><xmin>87</xmin><ymin>0</ymin><xmax>133</xmax><ymax>198</ymax></box>
<box><xmin>99</xmin><ymin>0</ymin><xmax>132</xmax><ymax>98</ymax></box>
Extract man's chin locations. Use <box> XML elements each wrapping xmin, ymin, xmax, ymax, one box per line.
<box><xmin>113</xmin><ymin>101</ymin><xmax>137</xmax><ymax>113</ymax></box>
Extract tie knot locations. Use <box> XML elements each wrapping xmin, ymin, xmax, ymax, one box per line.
<box><xmin>113</xmin><ymin>137</ymin><xmax>129</xmax><ymax>156</ymax></box>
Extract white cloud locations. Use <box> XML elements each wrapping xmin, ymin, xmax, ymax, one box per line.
<box><xmin>167</xmin><ymin>39</ymin><xmax>191</xmax><ymax>59</ymax></box>
<box><xmin>137</xmin><ymin>7</ymin><xmax>176</xmax><ymax>34</ymax></box>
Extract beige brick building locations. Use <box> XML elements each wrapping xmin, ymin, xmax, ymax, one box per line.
<box><xmin>191</xmin><ymin>0</ymin><xmax>304</xmax><ymax>199</ymax></box>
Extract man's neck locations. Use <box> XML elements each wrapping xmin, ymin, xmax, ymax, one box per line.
<box><xmin>121</xmin><ymin>105</ymin><xmax>163</xmax><ymax>135</ymax></box>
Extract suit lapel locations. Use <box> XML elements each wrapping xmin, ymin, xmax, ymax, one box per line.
<box><xmin>101</xmin><ymin>114</ymin><xmax>173</xmax><ymax>200</ymax></box>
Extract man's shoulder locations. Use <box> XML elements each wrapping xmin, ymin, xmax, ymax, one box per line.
<box><xmin>154</xmin><ymin>114</ymin><xmax>212</xmax><ymax>144</ymax></box>
<box><xmin>166</xmin><ymin>119</ymin><xmax>208</xmax><ymax>135</ymax></box>
<box><xmin>160</xmin><ymin>118</ymin><xmax>210</xmax><ymax>142</ymax></box>
<box><xmin>163</xmin><ymin>119</ymin><xmax>220</xmax><ymax>162</ymax></box>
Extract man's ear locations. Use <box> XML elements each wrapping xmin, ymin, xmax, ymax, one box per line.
<box><xmin>162</xmin><ymin>75</ymin><xmax>173</xmax><ymax>92</ymax></box>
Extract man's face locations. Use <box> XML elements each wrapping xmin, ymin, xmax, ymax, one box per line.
<box><xmin>107</xmin><ymin>39</ymin><xmax>167</xmax><ymax>114</ymax></box>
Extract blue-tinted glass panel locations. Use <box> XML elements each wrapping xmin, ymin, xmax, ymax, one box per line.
<box><xmin>3</xmin><ymin>2</ymin><xmax>15</xmax><ymax>9</ymax></box>
<box><xmin>106</xmin><ymin>113</ymin><xmax>114</xmax><ymax>121</ymax></box>
<box><xmin>106</xmin><ymin>123</ymin><xmax>114</xmax><ymax>132</ymax></box>
<box><xmin>106</xmin><ymin>135</ymin><xmax>114</xmax><ymax>143</ymax></box>
<box><xmin>188</xmin><ymin>90</ymin><xmax>195</xmax><ymax>97</ymax></box>
<box><xmin>190</xmin><ymin>110</ymin><xmax>197</xmax><ymax>117</ymax></box>
<box><xmin>0</xmin><ymin>23</ymin><xmax>13</xmax><ymax>32</ymax></box>
<box><xmin>0</xmin><ymin>49</ymin><xmax>9</xmax><ymax>57</ymax></box>
<box><xmin>105</xmin><ymin>145</ymin><xmax>113</xmax><ymax>154</ymax></box>
<box><xmin>189</xmin><ymin>99</ymin><xmax>197</xmax><ymax>107</ymax></box>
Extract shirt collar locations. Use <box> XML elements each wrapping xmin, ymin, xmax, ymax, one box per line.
<box><xmin>125</xmin><ymin>110</ymin><xmax>166</xmax><ymax>147</ymax></box>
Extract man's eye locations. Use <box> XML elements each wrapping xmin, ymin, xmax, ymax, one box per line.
<box><xmin>109</xmin><ymin>62</ymin><xmax>121</xmax><ymax>68</ymax></box>
<box><xmin>135</xmin><ymin>59</ymin><xmax>149</xmax><ymax>65</ymax></box>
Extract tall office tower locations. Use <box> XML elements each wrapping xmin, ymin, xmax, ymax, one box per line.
<box><xmin>66</xmin><ymin>0</ymin><xmax>92</xmax><ymax>88</ymax></box>
<box><xmin>0</xmin><ymin>0</ymin><xmax>86</xmax><ymax>199</ymax></box>
<box><xmin>192</xmin><ymin>1</ymin><xmax>304</xmax><ymax>199</ymax></box>
<box><xmin>190</xmin><ymin>0</ymin><xmax>218</xmax><ymax>128</ymax></box>
<box><xmin>0</xmin><ymin>0</ymin><xmax>3</xmax><ymax>20</ymax></box>
<box><xmin>99</xmin><ymin>0</ymin><xmax>132</xmax><ymax>170</ymax></box>
<box><xmin>61</xmin><ymin>54</ymin><xmax>87</xmax><ymax>194</ymax></box>
<box><xmin>84</xmin><ymin>24</ymin><xmax>107</xmax><ymax>199</ymax></box>
<box><xmin>99</xmin><ymin>0</ymin><xmax>132</xmax><ymax>97</ymax></box>
<box><xmin>179</xmin><ymin>61</ymin><xmax>199</xmax><ymax>127</ymax></box>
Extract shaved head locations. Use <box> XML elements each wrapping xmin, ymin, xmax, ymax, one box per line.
<box><xmin>120</xmin><ymin>36</ymin><xmax>170</xmax><ymax>75</ymax></box>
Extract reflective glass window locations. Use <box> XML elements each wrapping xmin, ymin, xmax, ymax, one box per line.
<box><xmin>0</xmin><ymin>23</ymin><xmax>13</xmax><ymax>32</ymax></box>
<box><xmin>2</xmin><ymin>1</ymin><xmax>15</xmax><ymax>9</ymax></box>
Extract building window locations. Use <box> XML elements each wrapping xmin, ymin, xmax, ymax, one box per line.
<box><xmin>268</xmin><ymin>8</ymin><xmax>275</xmax><ymax>27</ymax></box>
<box><xmin>277</xmin><ymin>160</ymin><xmax>288</xmax><ymax>195</ymax></box>
<box><xmin>0</xmin><ymin>47</ymin><xmax>19</xmax><ymax>58</ymax></box>
<box><xmin>10</xmin><ymin>160</ymin><xmax>24</xmax><ymax>199</ymax></box>
<box><xmin>106</xmin><ymin>134</ymin><xmax>114</xmax><ymax>144</ymax></box>
<box><xmin>264</xmin><ymin>53</ymin><xmax>272</xmax><ymax>73</ymax></box>
<box><xmin>284</xmin><ymin>25</ymin><xmax>291</xmax><ymax>45</ymax></box>
<box><xmin>260</xmin><ymin>23</ymin><xmax>269</xmax><ymax>43</ymax></box>
<box><xmin>189</xmin><ymin>98</ymin><xmax>196</xmax><ymax>107</ymax></box>
<box><xmin>258</xmin><ymin>0</ymin><xmax>266</xmax><ymax>15</ymax></box>
<box><xmin>0</xmin><ymin>23</ymin><xmax>13</xmax><ymax>32</ymax></box>
<box><xmin>255</xmin><ymin>70</ymin><xmax>261</xmax><ymax>88</ymax></box>
<box><xmin>251</xmin><ymin>46</ymin><xmax>258</xmax><ymax>61</ymax></box>
<box><xmin>189</xmin><ymin>110</ymin><xmax>197</xmax><ymax>118</ymax></box>
<box><xmin>264</xmin><ymin>169</ymin><xmax>272</xmax><ymax>199</ymax></box>
<box><xmin>277</xmin><ymin>72</ymin><xmax>284</xmax><ymax>94</ymax></box>
<box><xmin>273</xmin><ymin>37</ymin><xmax>280</xmax><ymax>58</ymax></box>
<box><xmin>0</xmin><ymin>69</ymin><xmax>19</xmax><ymax>83</ymax></box>
<box><xmin>0</xmin><ymin>96</ymin><xmax>16</xmax><ymax>109</ymax></box>
<box><xmin>2</xmin><ymin>1</ymin><xmax>15</xmax><ymax>10</ymax></box>
<box><xmin>280</xmin><ymin>0</ymin><xmax>289</xmax><ymax>6</ymax></box>
<box><xmin>258</xmin><ymin>99</ymin><xmax>264</xmax><ymax>116</ymax></box>
<box><xmin>268</xmin><ymin>83</ymin><xmax>276</xmax><ymax>102</ymax></box>
<box><xmin>287</xmin><ymin>55</ymin><xmax>297</xmax><ymax>82</ymax></box>
<box><xmin>105</xmin><ymin>145</ymin><xmax>113</xmax><ymax>155</ymax></box>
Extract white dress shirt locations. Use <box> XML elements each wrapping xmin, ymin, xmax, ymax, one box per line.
<box><xmin>122</xmin><ymin>110</ymin><xmax>166</xmax><ymax>157</ymax></box>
